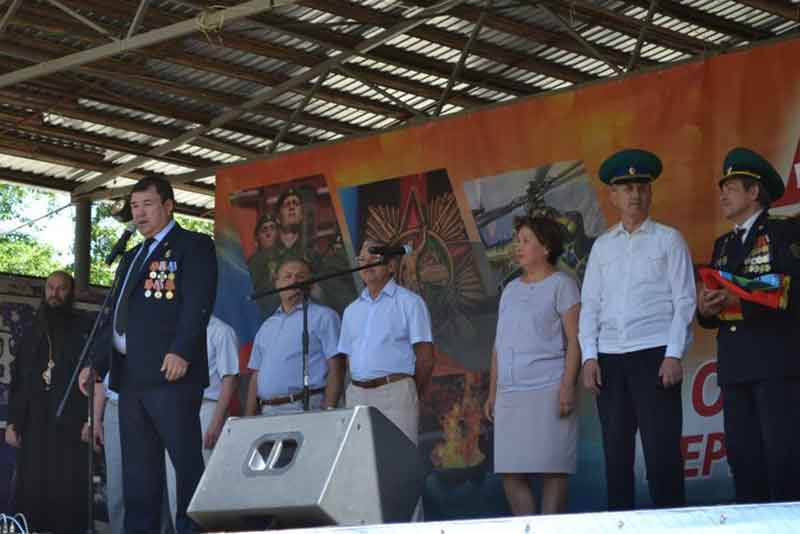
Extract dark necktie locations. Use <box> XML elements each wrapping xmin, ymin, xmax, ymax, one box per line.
<box><xmin>115</xmin><ymin>238</ymin><xmax>155</xmax><ymax>335</ymax></box>
<box><xmin>727</xmin><ymin>228</ymin><xmax>746</xmax><ymax>267</ymax></box>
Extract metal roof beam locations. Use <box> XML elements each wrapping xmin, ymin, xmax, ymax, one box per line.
<box><xmin>736</xmin><ymin>1</ymin><xmax>800</xmax><ymax>21</ymax></box>
<box><xmin>57</xmin><ymin>0</ymin><xmax>488</xmax><ymax>111</ymax></box>
<box><xmin>537</xmin><ymin>0</ymin><xmax>710</xmax><ymax>55</ymax></box>
<box><xmin>538</xmin><ymin>4</ymin><xmax>625</xmax><ymax>76</ymax></box>
<box><xmin>0</xmin><ymin>16</ymin><xmax>373</xmax><ymax>137</ymax></box>
<box><xmin>627</xmin><ymin>0</ymin><xmax>659</xmax><ymax>72</ymax></box>
<box><xmin>127</xmin><ymin>0</ymin><xmax>152</xmax><ymax>39</ymax></box>
<box><xmin>0</xmin><ymin>0</ymin><xmax>22</xmax><ymax>36</ymax></box>
<box><xmin>435</xmin><ymin>0</ymin><xmax>492</xmax><ymax>116</ymax></box>
<box><xmin>0</xmin><ymin>85</ymin><xmax>259</xmax><ymax>159</ymax></box>
<box><xmin>44</xmin><ymin>0</ymin><xmax>118</xmax><ymax>41</ymax></box>
<box><xmin>0</xmin><ymin>108</ymin><xmax>226</xmax><ymax>170</ymax></box>
<box><xmin>300</xmin><ymin>0</ymin><xmax>593</xmax><ymax>85</ymax></box>
<box><xmin>244</xmin><ymin>5</ymin><xmax>584</xmax><ymax>90</ymax></box>
<box><xmin>335</xmin><ymin>64</ymin><xmax>428</xmax><ymax>120</ymax></box>
<box><xmin>0</xmin><ymin>0</ymin><xmax>302</xmax><ymax>89</ymax></box>
<box><xmin>623</xmin><ymin>0</ymin><xmax>771</xmax><ymax>41</ymax></box>
<box><xmin>267</xmin><ymin>68</ymin><xmax>330</xmax><ymax>153</ymax></box>
<box><xmin>0</xmin><ymin>42</ymin><xmax>319</xmax><ymax>147</ymax></box>
<box><xmin>0</xmin><ymin>165</ymin><xmax>212</xmax><ymax>217</ymax></box>
<box><xmin>82</xmin><ymin>164</ymin><xmax>228</xmax><ymax>202</ymax></box>
<box><xmin>406</xmin><ymin>0</ymin><xmax>656</xmax><ymax>68</ymax></box>
<box><xmin>11</xmin><ymin>0</ymin><xmax>414</xmax><ymax>120</ymax></box>
<box><xmin>71</xmin><ymin>0</ymin><xmax>468</xmax><ymax>196</ymax></box>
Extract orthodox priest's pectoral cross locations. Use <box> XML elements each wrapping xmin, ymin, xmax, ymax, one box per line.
<box><xmin>42</xmin><ymin>360</ymin><xmax>54</xmax><ymax>390</ymax></box>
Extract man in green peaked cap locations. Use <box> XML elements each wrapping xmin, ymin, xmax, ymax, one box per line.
<box><xmin>698</xmin><ymin>147</ymin><xmax>800</xmax><ymax>503</ymax></box>
<box><xmin>580</xmin><ymin>148</ymin><xmax>696</xmax><ymax>510</ymax></box>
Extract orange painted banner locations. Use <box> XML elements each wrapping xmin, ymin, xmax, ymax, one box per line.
<box><xmin>214</xmin><ymin>36</ymin><xmax>800</xmax><ymax>515</ymax></box>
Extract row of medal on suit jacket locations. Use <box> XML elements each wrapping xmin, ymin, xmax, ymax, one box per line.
<box><xmin>143</xmin><ymin>259</ymin><xmax>178</xmax><ymax>300</ymax></box>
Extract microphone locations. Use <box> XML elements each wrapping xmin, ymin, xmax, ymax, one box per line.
<box><xmin>368</xmin><ymin>244</ymin><xmax>412</xmax><ymax>257</ymax></box>
<box><xmin>105</xmin><ymin>222</ymin><xmax>137</xmax><ymax>266</ymax></box>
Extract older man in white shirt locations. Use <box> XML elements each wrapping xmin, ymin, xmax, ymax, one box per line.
<box><xmin>579</xmin><ymin>149</ymin><xmax>696</xmax><ymax>511</ymax></box>
<box><xmin>338</xmin><ymin>239</ymin><xmax>434</xmax><ymax>445</ymax></box>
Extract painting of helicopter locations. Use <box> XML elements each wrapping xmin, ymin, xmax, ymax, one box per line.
<box><xmin>464</xmin><ymin>160</ymin><xmax>607</xmax><ymax>292</ymax></box>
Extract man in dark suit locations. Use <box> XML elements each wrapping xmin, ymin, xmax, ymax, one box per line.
<box><xmin>81</xmin><ymin>176</ymin><xmax>217</xmax><ymax>533</ymax></box>
<box><xmin>697</xmin><ymin>147</ymin><xmax>800</xmax><ymax>503</ymax></box>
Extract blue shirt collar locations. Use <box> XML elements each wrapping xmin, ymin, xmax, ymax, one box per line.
<box><xmin>152</xmin><ymin>219</ymin><xmax>176</xmax><ymax>244</ymax></box>
<box><xmin>272</xmin><ymin>299</ymin><xmax>311</xmax><ymax>318</ymax></box>
<box><xmin>359</xmin><ymin>278</ymin><xmax>398</xmax><ymax>302</ymax></box>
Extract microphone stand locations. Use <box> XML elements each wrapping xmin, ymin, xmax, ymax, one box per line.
<box><xmin>252</xmin><ymin>257</ymin><xmax>390</xmax><ymax>411</ymax></box>
<box><xmin>57</xmin><ymin>249</ymin><xmax>126</xmax><ymax>534</ymax></box>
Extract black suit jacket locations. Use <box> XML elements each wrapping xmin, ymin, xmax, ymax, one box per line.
<box><xmin>97</xmin><ymin>223</ymin><xmax>217</xmax><ymax>392</ymax></box>
<box><xmin>698</xmin><ymin>211</ymin><xmax>800</xmax><ymax>385</ymax></box>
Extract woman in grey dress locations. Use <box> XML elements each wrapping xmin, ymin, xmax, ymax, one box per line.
<box><xmin>484</xmin><ymin>216</ymin><xmax>581</xmax><ymax>515</ymax></box>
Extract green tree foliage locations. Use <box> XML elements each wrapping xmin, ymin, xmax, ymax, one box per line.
<box><xmin>0</xmin><ymin>184</ymin><xmax>65</xmax><ymax>277</ymax></box>
<box><xmin>175</xmin><ymin>213</ymin><xmax>214</xmax><ymax>237</ymax></box>
<box><xmin>90</xmin><ymin>204</ymin><xmax>214</xmax><ymax>286</ymax></box>
<box><xmin>1</xmin><ymin>183</ymin><xmax>214</xmax><ymax>286</ymax></box>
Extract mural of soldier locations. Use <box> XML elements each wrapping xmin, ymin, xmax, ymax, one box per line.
<box><xmin>234</xmin><ymin>177</ymin><xmax>356</xmax><ymax>318</ymax></box>
<box><xmin>248</xmin><ymin>212</ymin><xmax>282</xmax><ymax>316</ymax></box>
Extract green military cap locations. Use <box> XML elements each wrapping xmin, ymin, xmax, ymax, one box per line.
<box><xmin>254</xmin><ymin>211</ymin><xmax>278</xmax><ymax>232</ymax></box>
<box><xmin>277</xmin><ymin>187</ymin><xmax>303</xmax><ymax>208</ymax></box>
<box><xmin>598</xmin><ymin>149</ymin><xmax>662</xmax><ymax>185</ymax></box>
<box><xmin>720</xmin><ymin>147</ymin><xmax>785</xmax><ymax>201</ymax></box>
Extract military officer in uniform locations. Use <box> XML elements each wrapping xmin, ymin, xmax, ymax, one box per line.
<box><xmin>81</xmin><ymin>176</ymin><xmax>217</xmax><ymax>534</ymax></box>
<box><xmin>697</xmin><ymin>147</ymin><xmax>800</xmax><ymax>503</ymax></box>
<box><xmin>580</xmin><ymin>149</ymin><xmax>696</xmax><ymax>510</ymax></box>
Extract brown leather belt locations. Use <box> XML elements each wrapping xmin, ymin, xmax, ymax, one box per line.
<box><xmin>260</xmin><ymin>388</ymin><xmax>325</xmax><ymax>407</ymax></box>
<box><xmin>351</xmin><ymin>373</ymin><xmax>412</xmax><ymax>389</ymax></box>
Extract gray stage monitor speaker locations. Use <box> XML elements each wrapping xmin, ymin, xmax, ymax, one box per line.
<box><xmin>188</xmin><ymin>405</ymin><xmax>425</xmax><ymax>530</ymax></box>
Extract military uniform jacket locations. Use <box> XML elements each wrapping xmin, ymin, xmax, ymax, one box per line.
<box><xmin>698</xmin><ymin>211</ymin><xmax>800</xmax><ymax>385</ymax></box>
<box><xmin>97</xmin><ymin>223</ymin><xmax>217</xmax><ymax>392</ymax></box>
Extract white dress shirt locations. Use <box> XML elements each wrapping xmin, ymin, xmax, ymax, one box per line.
<box><xmin>112</xmin><ymin>219</ymin><xmax>175</xmax><ymax>355</ymax></box>
<box><xmin>578</xmin><ymin>218</ymin><xmax>696</xmax><ymax>362</ymax></box>
<box><xmin>734</xmin><ymin>209</ymin><xmax>764</xmax><ymax>242</ymax></box>
<box><xmin>204</xmin><ymin>315</ymin><xmax>240</xmax><ymax>401</ymax></box>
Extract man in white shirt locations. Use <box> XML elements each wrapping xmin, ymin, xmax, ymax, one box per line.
<box><xmin>579</xmin><ymin>149</ymin><xmax>696</xmax><ymax>510</ymax></box>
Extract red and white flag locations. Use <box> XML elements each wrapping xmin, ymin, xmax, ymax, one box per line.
<box><xmin>773</xmin><ymin>137</ymin><xmax>800</xmax><ymax>208</ymax></box>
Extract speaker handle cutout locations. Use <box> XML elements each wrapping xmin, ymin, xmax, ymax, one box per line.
<box><xmin>245</xmin><ymin>431</ymin><xmax>304</xmax><ymax>476</ymax></box>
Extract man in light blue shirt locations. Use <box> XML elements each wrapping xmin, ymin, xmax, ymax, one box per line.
<box><xmin>245</xmin><ymin>257</ymin><xmax>344</xmax><ymax>414</ymax></box>
<box><xmin>338</xmin><ymin>239</ymin><xmax>434</xmax><ymax>445</ymax></box>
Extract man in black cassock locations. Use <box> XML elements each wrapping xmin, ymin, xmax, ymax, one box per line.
<box><xmin>5</xmin><ymin>270</ymin><xmax>91</xmax><ymax>534</ymax></box>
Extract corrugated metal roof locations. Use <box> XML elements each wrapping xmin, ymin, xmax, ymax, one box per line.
<box><xmin>1</xmin><ymin>0</ymin><xmax>798</xmax><ymax>218</ymax></box>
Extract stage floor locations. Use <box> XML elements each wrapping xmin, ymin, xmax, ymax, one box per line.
<box><xmin>218</xmin><ymin>502</ymin><xmax>800</xmax><ymax>534</ymax></box>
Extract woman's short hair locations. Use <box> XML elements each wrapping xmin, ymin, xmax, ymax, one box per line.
<box><xmin>513</xmin><ymin>215</ymin><xmax>565</xmax><ymax>266</ymax></box>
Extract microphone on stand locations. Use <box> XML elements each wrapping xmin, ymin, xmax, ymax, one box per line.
<box><xmin>105</xmin><ymin>222</ymin><xmax>137</xmax><ymax>266</ymax></box>
<box><xmin>368</xmin><ymin>244</ymin><xmax>412</xmax><ymax>257</ymax></box>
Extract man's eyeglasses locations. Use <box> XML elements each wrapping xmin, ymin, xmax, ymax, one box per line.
<box><xmin>356</xmin><ymin>255</ymin><xmax>382</xmax><ymax>265</ymax></box>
